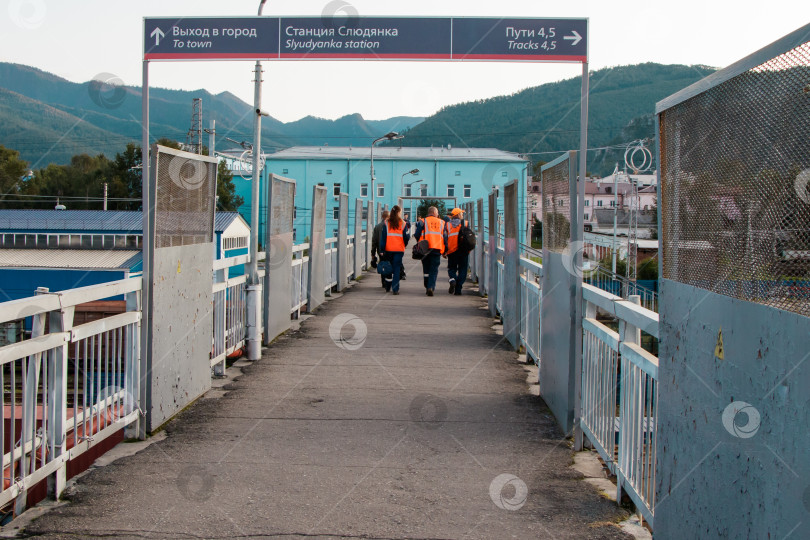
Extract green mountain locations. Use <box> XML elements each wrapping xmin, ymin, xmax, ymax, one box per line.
<box><xmin>0</xmin><ymin>62</ymin><xmax>423</xmax><ymax>166</ymax></box>
<box><xmin>384</xmin><ymin>63</ymin><xmax>716</xmax><ymax>175</ymax></box>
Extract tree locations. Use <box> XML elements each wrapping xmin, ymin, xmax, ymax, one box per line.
<box><xmin>0</xmin><ymin>145</ymin><xmax>29</xmax><ymax>196</ymax></box>
<box><xmin>416</xmin><ymin>198</ymin><xmax>447</xmax><ymax>219</ymax></box>
<box><xmin>216</xmin><ymin>160</ymin><xmax>243</xmax><ymax>211</ymax></box>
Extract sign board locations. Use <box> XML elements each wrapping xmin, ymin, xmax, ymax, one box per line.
<box><xmin>144</xmin><ymin>17</ymin><xmax>587</xmax><ymax>62</ymax></box>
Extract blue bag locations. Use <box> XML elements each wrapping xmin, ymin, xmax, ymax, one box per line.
<box><xmin>376</xmin><ymin>259</ymin><xmax>393</xmax><ymax>275</ymax></box>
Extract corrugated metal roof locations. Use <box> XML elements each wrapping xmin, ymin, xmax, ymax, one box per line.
<box><xmin>0</xmin><ymin>249</ymin><xmax>142</xmax><ymax>269</ymax></box>
<box><xmin>0</xmin><ymin>210</ymin><xmax>243</xmax><ymax>233</ymax></box>
<box><xmin>263</xmin><ymin>146</ymin><xmax>526</xmax><ymax>162</ymax></box>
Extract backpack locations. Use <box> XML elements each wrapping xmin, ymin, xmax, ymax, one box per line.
<box><xmin>457</xmin><ymin>223</ymin><xmax>476</xmax><ymax>253</ymax></box>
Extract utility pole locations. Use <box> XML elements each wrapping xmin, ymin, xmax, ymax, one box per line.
<box><xmin>246</xmin><ymin>0</ymin><xmax>268</xmax><ymax>362</ymax></box>
<box><xmin>103</xmin><ymin>183</ymin><xmax>108</xmax><ymax>211</ymax></box>
<box><xmin>187</xmin><ymin>98</ymin><xmax>203</xmax><ymax>154</ymax></box>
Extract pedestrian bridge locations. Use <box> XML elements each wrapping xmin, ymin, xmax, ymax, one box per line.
<box><xmin>0</xmin><ymin>25</ymin><xmax>809</xmax><ymax>539</ymax></box>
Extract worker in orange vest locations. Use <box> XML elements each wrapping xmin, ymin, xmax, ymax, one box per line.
<box><xmin>443</xmin><ymin>207</ymin><xmax>470</xmax><ymax>295</ymax></box>
<box><xmin>379</xmin><ymin>205</ymin><xmax>410</xmax><ymax>295</ymax></box>
<box><xmin>413</xmin><ymin>206</ymin><xmax>445</xmax><ymax>296</ymax></box>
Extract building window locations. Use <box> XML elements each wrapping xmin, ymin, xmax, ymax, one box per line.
<box><xmin>362</xmin><ymin>207</ymin><xmax>368</xmax><ymax>219</ymax></box>
<box><xmin>360</xmin><ymin>183</ymin><xmax>368</xmax><ymax>197</ymax></box>
<box><xmin>557</xmin><ymin>199</ymin><xmax>565</xmax><ymax>207</ymax></box>
<box><xmin>502</xmin><ymin>171</ymin><xmax>508</xmax><ymax>177</ymax></box>
<box><xmin>326</xmin><ymin>169</ymin><xmax>332</xmax><ymax>175</ymax></box>
<box><xmin>447</xmin><ymin>185</ymin><xmax>455</xmax><ymax>197</ymax></box>
<box><xmin>597</xmin><ymin>200</ymin><xmax>603</xmax><ymax>207</ymax></box>
<box><xmin>282</xmin><ymin>168</ymin><xmax>289</xmax><ymax>174</ymax></box>
<box><xmin>377</xmin><ymin>184</ymin><xmax>385</xmax><ymax>197</ymax></box>
<box><xmin>610</xmin><ymin>200</ymin><xmax>616</xmax><ymax>207</ymax></box>
<box><xmin>293</xmin><ymin>207</ymin><xmax>297</xmax><ymax>219</ymax></box>
<box><xmin>333</xmin><ymin>229</ymin><xmax>339</xmax><ymax>238</ymax></box>
<box><xmin>463</xmin><ymin>185</ymin><xmax>471</xmax><ymax>198</ymax></box>
<box><xmin>333</xmin><ymin>208</ymin><xmax>340</xmax><ymax>220</ymax></box>
<box><xmin>455</xmin><ymin>170</ymin><xmax>461</xmax><ymax>176</ymax></box>
<box><xmin>420</xmin><ymin>184</ymin><xmax>427</xmax><ymax>197</ymax></box>
<box><xmin>317</xmin><ymin>182</ymin><xmax>325</xmax><ymax>187</ymax></box>
<box><xmin>404</xmin><ymin>184</ymin><xmax>412</xmax><ymax>196</ymax></box>
<box><xmin>404</xmin><ymin>210</ymin><xmax>411</xmax><ymax>221</ymax></box>
<box><xmin>223</xmin><ymin>236</ymin><xmax>248</xmax><ymax>250</ymax></box>
<box><xmin>531</xmin><ymin>200</ymin><xmax>537</xmax><ymax>208</ymax></box>
<box><xmin>332</xmin><ymin>183</ymin><xmax>341</xmax><ymax>196</ymax></box>
<box><xmin>584</xmin><ymin>200</ymin><xmax>590</xmax><ymax>207</ymax></box>
<box><xmin>293</xmin><ymin>229</ymin><xmax>297</xmax><ymax>242</ymax></box>
<box><xmin>584</xmin><ymin>213</ymin><xmax>590</xmax><ymax>221</ymax></box>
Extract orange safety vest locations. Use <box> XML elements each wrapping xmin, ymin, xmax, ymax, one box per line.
<box><xmin>422</xmin><ymin>216</ymin><xmax>445</xmax><ymax>252</ymax></box>
<box><xmin>385</xmin><ymin>219</ymin><xmax>406</xmax><ymax>252</ymax></box>
<box><xmin>445</xmin><ymin>220</ymin><xmax>465</xmax><ymax>254</ymax></box>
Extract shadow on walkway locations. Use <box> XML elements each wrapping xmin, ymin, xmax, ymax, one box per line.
<box><xmin>23</xmin><ymin>264</ymin><xmax>630</xmax><ymax>539</ymax></box>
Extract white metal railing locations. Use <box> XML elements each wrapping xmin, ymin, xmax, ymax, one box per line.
<box><xmin>0</xmin><ymin>278</ymin><xmax>142</xmax><ymax>508</ymax></box>
<box><xmin>211</xmin><ymin>272</ymin><xmax>247</xmax><ymax>370</ymax></box>
<box><xmin>579</xmin><ymin>283</ymin><xmax>659</xmax><ymax>527</ymax></box>
<box><xmin>518</xmin><ymin>257</ymin><xmax>542</xmax><ymax>363</ymax></box>
<box><xmin>496</xmin><ymin>246</ymin><xmax>505</xmax><ymax>315</ymax></box>
<box><xmin>325</xmin><ymin>238</ymin><xmax>338</xmax><ymax>290</ymax></box>
<box><xmin>291</xmin><ymin>244</ymin><xmax>309</xmax><ymax>315</ymax></box>
<box><xmin>584</xmin><ymin>265</ymin><xmax>658</xmax><ymax>313</ymax></box>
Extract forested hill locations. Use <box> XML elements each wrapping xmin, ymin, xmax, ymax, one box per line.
<box><xmin>386</xmin><ymin>63</ymin><xmax>716</xmax><ymax>176</ymax></box>
<box><xmin>0</xmin><ymin>63</ymin><xmax>423</xmax><ymax>167</ymax></box>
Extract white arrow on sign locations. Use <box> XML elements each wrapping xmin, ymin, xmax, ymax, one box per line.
<box><xmin>563</xmin><ymin>30</ymin><xmax>582</xmax><ymax>46</ymax></box>
<box><xmin>151</xmin><ymin>27</ymin><xmax>165</xmax><ymax>46</ymax></box>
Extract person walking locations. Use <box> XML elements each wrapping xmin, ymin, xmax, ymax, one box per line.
<box><xmin>379</xmin><ymin>205</ymin><xmax>409</xmax><ymax>294</ymax></box>
<box><xmin>371</xmin><ymin>210</ymin><xmax>390</xmax><ymax>289</ymax></box>
<box><xmin>413</xmin><ymin>206</ymin><xmax>445</xmax><ymax>296</ymax></box>
<box><xmin>443</xmin><ymin>208</ymin><xmax>470</xmax><ymax>295</ymax></box>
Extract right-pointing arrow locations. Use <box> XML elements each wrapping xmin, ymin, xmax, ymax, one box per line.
<box><xmin>563</xmin><ymin>30</ymin><xmax>582</xmax><ymax>46</ymax></box>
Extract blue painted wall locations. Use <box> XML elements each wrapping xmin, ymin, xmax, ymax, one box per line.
<box><xmin>231</xmin><ymin>154</ymin><xmax>527</xmax><ymax>248</ymax></box>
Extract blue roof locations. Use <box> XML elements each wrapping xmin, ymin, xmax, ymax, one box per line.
<box><xmin>0</xmin><ymin>210</ymin><xmax>245</xmax><ymax>233</ymax></box>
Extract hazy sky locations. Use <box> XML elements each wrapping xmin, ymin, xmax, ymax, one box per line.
<box><xmin>1</xmin><ymin>1</ymin><xmax>807</xmax><ymax>122</ymax></box>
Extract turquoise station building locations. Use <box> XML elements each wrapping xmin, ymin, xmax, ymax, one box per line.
<box><xmin>228</xmin><ymin>146</ymin><xmax>528</xmax><ymax>247</ymax></box>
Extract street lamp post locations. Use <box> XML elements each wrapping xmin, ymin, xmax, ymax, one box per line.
<box><xmin>369</xmin><ymin>131</ymin><xmax>403</xmax><ymax>228</ymax></box>
<box><xmin>246</xmin><ymin>0</ymin><xmax>268</xmax><ymax>362</ymax></box>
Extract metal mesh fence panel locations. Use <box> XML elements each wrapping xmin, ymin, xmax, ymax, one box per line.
<box><xmin>542</xmin><ymin>155</ymin><xmax>571</xmax><ymax>253</ymax></box>
<box><xmin>659</xmin><ymin>41</ymin><xmax>810</xmax><ymax>317</ymax></box>
<box><xmin>154</xmin><ymin>150</ymin><xmax>217</xmax><ymax>248</ymax></box>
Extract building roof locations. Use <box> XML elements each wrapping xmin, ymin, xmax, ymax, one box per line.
<box><xmin>0</xmin><ymin>249</ymin><xmax>142</xmax><ymax>269</ymax></box>
<box><xmin>0</xmin><ymin>210</ymin><xmax>245</xmax><ymax>234</ymax></box>
<box><xmin>263</xmin><ymin>146</ymin><xmax>527</xmax><ymax>162</ymax></box>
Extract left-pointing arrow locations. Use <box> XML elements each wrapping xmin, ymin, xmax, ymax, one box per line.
<box><xmin>150</xmin><ymin>27</ymin><xmax>165</xmax><ymax>46</ymax></box>
<box><xmin>563</xmin><ymin>30</ymin><xmax>582</xmax><ymax>46</ymax></box>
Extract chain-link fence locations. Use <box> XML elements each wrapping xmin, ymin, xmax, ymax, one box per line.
<box><xmin>659</xmin><ymin>41</ymin><xmax>810</xmax><ymax>317</ymax></box>
<box><xmin>542</xmin><ymin>153</ymin><xmax>572</xmax><ymax>253</ymax></box>
<box><xmin>154</xmin><ymin>148</ymin><xmax>217</xmax><ymax>248</ymax></box>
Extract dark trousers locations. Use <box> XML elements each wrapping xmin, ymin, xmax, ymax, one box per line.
<box><xmin>447</xmin><ymin>251</ymin><xmax>469</xmax><ymax>291</ymax></box>
<box><xmin>384</xmin><ymin>251</ymin><xmax>404</xmax><ymax>292</ymax></box>
<box><xmin>421</xmin><ymin>251</ymin><xmax>441</xmax><ymax>291</ymax></box>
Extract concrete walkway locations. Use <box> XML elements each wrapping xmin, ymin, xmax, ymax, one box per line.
<box><xmin>23</xmin><ymin>260</ymin><xmax>631</xmax><ymax>539</ymax></box>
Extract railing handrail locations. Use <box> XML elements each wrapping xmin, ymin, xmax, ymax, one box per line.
<box><xmin>582</xmin><ymin>283</ymin><xmax>659</xmax><ymax>338</ymax></box>
<box><xmin>0</xmin><ymin>276</ymin><xmax>142</xmax><ymax>325</ymax></box>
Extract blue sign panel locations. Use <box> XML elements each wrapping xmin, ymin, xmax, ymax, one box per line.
<box><xmin>144</xmin><ymin>16</ymin><xmax>588</xmax><ymax>63</ymax></box>
<box><xmin>280</xmin><ymin>17</ymin><xmax>451</xmax><ymax>59</ymax></box>
<box><xmin>144</xmin><ymin>17</ymin><xmax>279</xmax><ymax>60</ymax></box>
<box><xmin>452</xmin><ymin>18</ymin><xmax>587</xmax><ymax>62</ymax></box>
